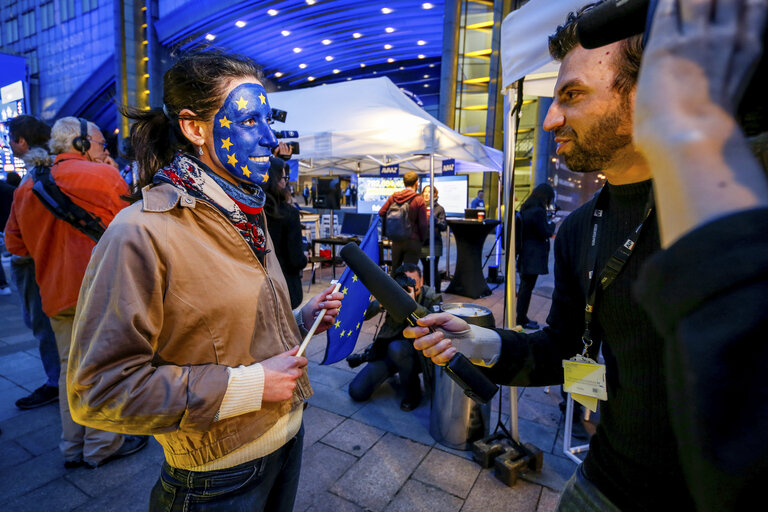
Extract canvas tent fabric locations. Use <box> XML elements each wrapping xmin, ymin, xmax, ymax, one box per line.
<box><xmin>500</xmin><ymin>0</ymin><xmax>588</xmax><ymax>95</ymax></box>
<box><xmin>267</xmin><ymin>77</ymin><xmax>502</xmax><ymax>175</ymax></box>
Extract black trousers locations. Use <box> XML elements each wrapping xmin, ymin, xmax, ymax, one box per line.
<box><xmin>390</xmin><ymin>239</ymin><xmax>421</xmax><ymax>274</ymax></box>
<box><xmin>516</xmin><ymin>273</ymin><xmax>539</xmax><ymax>324</ymax></box>
<box><xmin>348</xmin><ymin>339</ymin><xmax>421</xmax><ymax>402</ymax></box>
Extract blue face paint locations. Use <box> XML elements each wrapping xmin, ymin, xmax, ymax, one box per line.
<box><xmin>212</xmin><ymin>82</ymin><xmax>278</xmax><ymax>185</ymax></box>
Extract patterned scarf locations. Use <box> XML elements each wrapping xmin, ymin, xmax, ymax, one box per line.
<box><xmin>153</xmin><ymin>153</ymin><xmax>268</xmax><ymax>259</ymax></box>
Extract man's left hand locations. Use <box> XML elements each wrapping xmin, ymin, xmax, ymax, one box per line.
<box><xmin>301</xmin><ymin>284</ymin><xmax>344</xmax><ymax>334</ymax></box>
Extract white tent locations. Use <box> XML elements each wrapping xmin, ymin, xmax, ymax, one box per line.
<box><xmin>498</xmin><ymin>0</ymin><xmax>588</xmax><ymax>448</ymax></box>
<box><xmin>267</xmin><ymin>77</ymin><xmax>502</xmax><ymax>175</ymax></box>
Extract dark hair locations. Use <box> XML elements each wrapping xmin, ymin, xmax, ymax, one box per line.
<box><xmin>395</xmin><ymin>263</ymin><xmax>421</xmax><ymax>277</ymax></box>
<box><xmin>8</xmin><ymin>115</ymin><xmax>51</xmax><ymax>147</ymax></box>
<box><xmin>521</xmin><ymin>183</ymin><xmax>555</xmax><ymax>211</ymax></box>
<box><xmin>548</xmin><ymin>2</ymin><xmax>643</xmax><ymax>96</ymax></box>
<box><xmin>263</xmin><ymin>156</ymin><xmax>290</xmax><ymax>219</ymax></box>
<box><xmin>5</xmin><ymin>171</ymin><xmax>21</xmax><ymax>187</ymax></box>
<box><xmin>403</xmin><ymin>171</ymin><xmax>419</xmax><ymax>187</ymax></box>
<box><xmin>122</xmin><ymin>49</ymin><xmax>263</xmax><ymax>201</ymax></box>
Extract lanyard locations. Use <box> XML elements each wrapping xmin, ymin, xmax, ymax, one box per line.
<box><xmin>581</xmin><ymin>186</ymin><xmax>655</xmax><ymax>355</ymax></box>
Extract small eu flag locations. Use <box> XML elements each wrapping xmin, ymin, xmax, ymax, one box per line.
<box><xmin>322</xmin><ymin>217</ymin><xmax>380</xmax><ymax>365</ymax></box>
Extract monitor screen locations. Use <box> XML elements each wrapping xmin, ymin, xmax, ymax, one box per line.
<box><xmin>357</xmin><ymin>176</ymin><xmax>404</xmax><ymax>214</ymax></box>
<box><xmin>340</xmin><ymin>213</ymin><xmax>373</xmax><ymax>236</ymax></box>
<box><xmin>421</xmin><ymin>174</ymin><xmax>468</xmax><ymax>217</ymax></box>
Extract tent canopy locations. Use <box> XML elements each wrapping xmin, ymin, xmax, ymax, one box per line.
<box><xmin>267</xmin><ymin>77</ymin><xmax>502</xmax><ymax>175</ymax></box>
<box><xmin>500</xmin><ymin>0</ymin><xmax>588</xmax><ymax>95</ymax></box>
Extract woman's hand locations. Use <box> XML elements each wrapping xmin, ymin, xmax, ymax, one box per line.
<box><xmin>301</xmin><ymin>283</ymin><xmax>344</xmax><ymax>335</ymax></box>
<box><xmin>403</xmin><ymin>313</ymin><xmax>469</xmax><ymax>365</ymax></box>
<box><xmin>261</xmin><ymin>346</ymin><xmax>308</xmax><ymax>402</ymax></box>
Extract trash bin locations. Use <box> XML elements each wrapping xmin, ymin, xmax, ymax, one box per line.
<box><xmin>429</xmin><ymin>303</ymin><xmax>494</xmax><ymax>450</ymax></box>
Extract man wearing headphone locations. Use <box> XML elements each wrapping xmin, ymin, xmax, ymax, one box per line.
<box><xmin>4</xmin><ymin>117</ymin><xmax>145</xmax><ymax>469</ymax></box>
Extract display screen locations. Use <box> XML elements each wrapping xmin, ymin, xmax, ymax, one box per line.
<box><xmin>420</xmin><ymin>174</ymin><xmax>468</xmax><ymax>216</ymax></box>
<box><xmin>356</xmin><ymin>176</ymin><xmax>404</xmax><ymax>214</ymax></box>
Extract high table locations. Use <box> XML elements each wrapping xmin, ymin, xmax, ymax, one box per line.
<box><xmin>444</xmin><ymin>219</ymin><xmax>501</xmax><ymax>299</ymax></box>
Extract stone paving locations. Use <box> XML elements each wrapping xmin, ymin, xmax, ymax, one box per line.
<box><xmin>0</xmin><ymin>247</ymin><xmax>585</xmax><ymax>512</ymax></box>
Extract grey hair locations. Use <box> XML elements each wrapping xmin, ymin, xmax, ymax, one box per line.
<box><xmin>22</xmin><ymin>146</ymin><xmax>54</xmax><ymax>168</ymax></box>
<box><xmin>48</xmin><ymin>116</ymin><xmax>101</xmax><ymax>155</ymax></box>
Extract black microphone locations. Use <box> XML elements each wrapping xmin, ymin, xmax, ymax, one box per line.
<box><xmin>576</xmin><ymin>0</ymin><xmax>651</xmax><ymax>49</ymax></box>
<box><xmin>340</xmin><ymin>243</ymin><xmax>499</xmax><ymax>404</ymax></box>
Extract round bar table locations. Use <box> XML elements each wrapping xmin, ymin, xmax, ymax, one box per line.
<box><xmin>445</xmin><ymin>219</ymin><xmax>500</xmax><ymax>299</ymax></box>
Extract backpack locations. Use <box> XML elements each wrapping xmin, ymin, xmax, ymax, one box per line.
<box><xmin>30</xmin><ymin>165</ymin><xmax>106</xmax><ymax>242</ymax></box>
<box><xmin>384</xmin><ymin>199</ymin><xmax>413</xmax><ymax>242</ymax></box>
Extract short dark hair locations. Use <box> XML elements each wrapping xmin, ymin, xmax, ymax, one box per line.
<box><xmin>548</xmin><ymin>2</ymin><xmax>643</xmax><ymax>96</ymax></box>
<box><xmin>395</xmin><ymin>263</ymin><xmax>421</xmax><ymax>277</ymax></box>
<box><xmin>8</xmin><ymin>115</ymin><xmax>51</xmax><ymax>148</ymax></box>
<box><xmin>403</xmin><ymin>171</ymin><xmax>419</xmax><ymax>187</ymax></box>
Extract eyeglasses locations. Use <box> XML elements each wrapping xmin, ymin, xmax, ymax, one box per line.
<box><xmin>90</xmin><ymin>139</ymin><xmax>108</xmax><ymax>150</ymax></box>
<box><xmin>279</xmin><ymin>175</ymin><xmax>289</xmax><ymax>181</ymax></box>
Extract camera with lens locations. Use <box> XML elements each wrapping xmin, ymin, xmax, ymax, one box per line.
<box><xmin>393</xmin><ymin>272</ymin><xmax>416</xmax><ymax>292</ymax></box>
<box><xmin>346</xmin><ymin>340</ymin><xmax>388</xmax><ymax>368</ymax></box>
<box><xmin>270</xmin><ymin>108</ymin><xmax>300</xmax><ymax>155</ymax></box>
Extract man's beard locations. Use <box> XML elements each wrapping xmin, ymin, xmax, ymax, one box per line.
<box><xmin>558</xmin><ymin>101</ymin><xmax>633</xmax><ymax>174</ymax></box>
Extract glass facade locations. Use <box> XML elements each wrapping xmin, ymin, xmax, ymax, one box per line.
<box><xmin>0</xmin><ymin>0</ymin><xmax>114</xmax><ymax>121</ymax></box>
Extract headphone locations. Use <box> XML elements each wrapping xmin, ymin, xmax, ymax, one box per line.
<box><xmin>72</xmin><ymin>118</ymin><xmax>91</xmax><ymax>155</ymax></box>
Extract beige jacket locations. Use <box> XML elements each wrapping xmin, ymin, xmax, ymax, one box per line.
<box><xmin>69</xmin><ymin>183</ymin><xmax>312</xmax><ymax>468</ymax></box>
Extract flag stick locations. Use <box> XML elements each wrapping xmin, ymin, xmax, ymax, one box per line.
<box><xmin>297</xmin><ymin>280</ymin><xmax>342</xmax><ymax>357</ymax></box>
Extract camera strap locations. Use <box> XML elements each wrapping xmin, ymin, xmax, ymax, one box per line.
<box><xmin>581</xmin><ymin>186</ymin><xmax>654</xmax><ymax>356</ymax></box>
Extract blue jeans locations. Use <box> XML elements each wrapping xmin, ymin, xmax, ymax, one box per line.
<box><xmin>556</xmin><ymin>464</ymin><xmax>621</xmax><ymax>512</ymax></box>
<box><xmin>149</xmin><ymin>424</ymin><xmax>304</xmax><ymax>512</ymax></box>
<box><xmin>9</xmin><ymin>256</ymin><xmax>59</xmax><ymax>387</ymax></box>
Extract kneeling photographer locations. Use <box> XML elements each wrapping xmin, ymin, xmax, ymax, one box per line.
<box><xmin>347</xmin><ymin>263</ymin><xmax>441</xmax><ymax>411</ymax></box>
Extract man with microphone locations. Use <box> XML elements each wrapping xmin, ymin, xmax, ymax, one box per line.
<box><xmin>406</xmin><ymin>3</ymin><xmax>695</xmax><ymax>510</ymax></box>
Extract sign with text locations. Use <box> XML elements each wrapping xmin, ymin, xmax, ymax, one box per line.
<box><xmin>380</xmin><ymin>163</ymin><xmax>399</xmax><ymax>176</ymax></box>
<box><xmin>441</xmin><ymin>159</ymin><xmax>455</xmax><ymax>176</ymax></box>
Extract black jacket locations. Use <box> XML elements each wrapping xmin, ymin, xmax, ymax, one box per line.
<box><xmin>516</xmin><ymin>205</ymin><xmax>555</xmax><ymax>275</ymax></box>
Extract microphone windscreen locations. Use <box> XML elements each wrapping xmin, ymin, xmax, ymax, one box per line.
<box><xmin>340</xmin><ymin>243</ymin><xmax>417</xmax><ymax>323</ymax></box>
<box><xmin>576</xmin><ymin>0</ymin><xmax>649</xmax><ymax>50</ymax></box>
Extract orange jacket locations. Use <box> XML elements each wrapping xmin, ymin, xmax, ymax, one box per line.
<box><xmin>4</xmin><ymin>153</ymin><xmax>129</xmax><ymax>316</ymax></box>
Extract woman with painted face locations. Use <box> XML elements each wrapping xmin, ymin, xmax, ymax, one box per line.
<box><xmin>67</xmin><ymin>50</ymin><xmax>343</xmax><ymax>511</ymax></box>
<box><xmin>264</xmin><ymin>156</ymin><xmax>307</xmax><ymax>309</ymax></box>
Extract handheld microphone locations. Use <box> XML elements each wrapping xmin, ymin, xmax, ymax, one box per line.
<box><xmin>340</xmin><ymin>243</ymin><xmax>499</xmax><ymax>404</ymax></box>
<box><xmin>576</xmin><ymin>0</ymin><xmax>651</xmax><ymax>50</ymax></box>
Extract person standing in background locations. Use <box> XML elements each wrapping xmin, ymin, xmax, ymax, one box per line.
<box><xmin>516</xmin><ymin>183</ymin><xmax>556</xmax><ymax>330</ymax></box>
<box><xmin>420</xmin><ymin>185</ymin><xmax>447</xmax><ymax>291</ymax></box>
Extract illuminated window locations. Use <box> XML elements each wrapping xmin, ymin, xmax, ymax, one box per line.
<box><xmin>41</xmin><ymin>2</ymin><xmax>55</xmax><ymax>30</ymax></box>
<box><xmin>22</xmin><ymin>10</ymin><xmax>35</xmax><ymax>37</ymax></box>
<box><xmin>82</xmin><ymin>0</ymin><xmax>98</xmax><ymax>13</ymax></box>
<box><xmin>24</xmin><ymin>49</ymin><xmax>38</xmax><ymax>74</ymax></box>
<box><xmin>5</xmin><ymin>18</ymin><xmax>19</xmax><ymax>43</ymax></box>
<box><xmin>59</xmin><ymin>0</ymin><xmax>75</xmax><ymax>21</ymax></box>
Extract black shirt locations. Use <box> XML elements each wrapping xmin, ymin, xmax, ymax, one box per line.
<box><xmin>486</xmin><ymin>180</ymin><xmax>695</xmax><ymax>511</ymax></box>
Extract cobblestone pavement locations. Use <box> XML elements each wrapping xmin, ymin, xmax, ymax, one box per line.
<box><xmin>0</xmin><ymin>246</ymin><xmax>583</xmax><ymax>512</ymax></box>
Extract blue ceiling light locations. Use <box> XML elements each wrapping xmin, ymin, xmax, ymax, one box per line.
<box><xmin>159</xmin><ymin>0</ymin><xmax>445</xmax><ymax>106</ymax></box>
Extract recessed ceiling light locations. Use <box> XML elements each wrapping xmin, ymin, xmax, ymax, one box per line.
<box><xmin>422</xmin><ymin>2</ymin><xmax>434</xmax><ymax>9</ymax></box>
<box><xmin>347</xmin><ymin>77</ymin><xmax>352</xmax><ymax>80</ymax></box>
<box><xmin>387</xmin><ymin>58</ymin><xmax>395</xmax><ymax>63</ymax></box>
<box><xmin>417</xmin><ymin>40</ymin><xmax>427</xmax><ymax>46</ymax></box>
<box><xmin>293</xmin><ymin>47</ymin><xmax>302</xmax><ymax>53</ymax></box>
<box><xmin>373</xmin><ymin>71</ymin><xmax>378</xmax><ymax>74</ymax></box>
<box><xmin>322</xmin><ymin>39</ymin><xmax>332</xmax><ymax>45</ymax></box>
<box><xmin>381</xmin><ymin>7</ymin><xmax>393</xmax><ymax>14</ymax></box>
<box><xmin>333</xmin><ymin>69</ymin><xmax>340</xmax><ymax>74</ymax></box>
<box><xmin>308</xmin><ymin>76</ymin><xmax>315</xmax><ymax>81</ymax></box>
<box><xmin>352</xmin><ymin>32</ymin><xmax>362</xmax><ymax>38</ymax></box>
<box><xmin>205</xmin><ymin>33</ymin><xmax>216</xmax><ymax>41</ymax></box>
<box><xmin>281</xmin><ymin>30</ymin><xmax>291</xmax><ymax>36</ymax></box>
<box><xmin>429</xmin><ymin>63</ymin><xmax>435</xmax><ymax>67</ymax></box>
<box><xmin>385</xmin><ymin>27</ymin><xmax>395</xmax><ymax>33</ymax></box>
<box><xmin>384</xmin><ymin>44</ymin><xmax>392</xmax><ymax>49</ymax></box>
<box><xmin>299</xmin><ymin>63</ymin><xmax>307</xmax><ymax>69</ymax></box>
<box><xmin>399</xmin><ymin>66</ymin><xmax>404</xmax><ymax>70</ymax></box>
<box><xmin>424</xmin><ymin>84</ymin><xmax>429</xmax><ymax>88</ymax></box>
<box><xmin>275</xmin><ymin>72</ymin><xmax>284</xmax><ymax>78</ymax></box>
<box><xmin>418</xmin><ymin>54</ymin><xmax>426</xmax><ymax>59</ymax></box>
<box><xmin>235</xmin><ymin>20</ymin><xmax>246</xmax><ymax>28</ymax></box>
<box><xmin>306</xmin><ymin>0</ymin><xmax>316</xmax><ymax>4</ymax></box>
<box><xmin>325</xmin><ymin>56</ymin><xmax>334</xmax><ymax>61</ymax></box>
<box><xmin>360</xmin><ymin>63</ymin><xmax>366</xmax><ymax>68</ymax></box>
<box><xmin>267</xmin><ymin>9</ymin><xmax>278</xmax><ymax>16</ymax></box>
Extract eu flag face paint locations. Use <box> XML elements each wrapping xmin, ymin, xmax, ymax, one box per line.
<box><xmin>212</xmin><ymin>83</ymin><xmax>278</xmax><ymax>185</ymax></box>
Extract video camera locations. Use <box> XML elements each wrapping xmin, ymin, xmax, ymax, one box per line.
<box><xmin>393</xmin><ymin>272</ymin><xmax>417</xmax><ymax>292</ymax></box>
<box><xmin>269</xmin><ymin>108</ymin><xmax>300</xmax><ymax>154</ymax></box>
<box><xmin>577</xmin><ymin>0</ymin><xmax>768</xmax><ymax>136</ymax></box>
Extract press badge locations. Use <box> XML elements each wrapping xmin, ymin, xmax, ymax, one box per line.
<box><xmin>562</xmin><ymin>355</ymin><xmax>607</xmax><ymax>412</ymax></box>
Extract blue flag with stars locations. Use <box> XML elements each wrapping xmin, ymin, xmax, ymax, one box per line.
<box><xmin>322</xmin><ymin>217</ymin><xmax>379</xmax><ymax>365</ymax></box>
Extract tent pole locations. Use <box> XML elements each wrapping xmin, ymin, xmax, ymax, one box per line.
<box><xmin>429</xmin><ymin>154</ymin><xmax>435</xmax><ymax>289</ymax></box>
<box><xmin>503</xmin><ymin>84</ymin><xmax>520</xmax><ymax>443</ymax></box>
